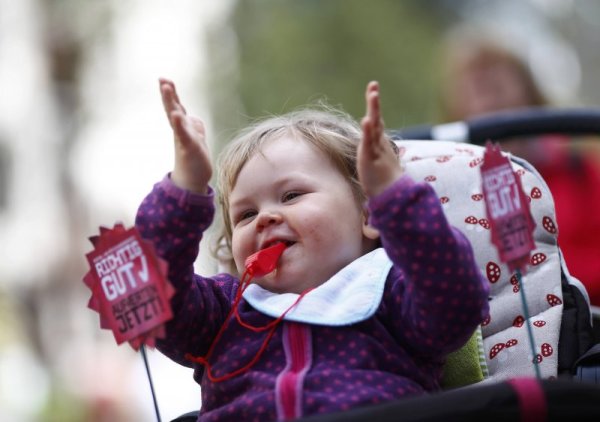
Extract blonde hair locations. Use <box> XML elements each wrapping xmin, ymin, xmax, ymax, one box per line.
<box><xmin>215</xmin><ymin>107</ymin><xmax>371</xmax><ymax>265</ymax></box>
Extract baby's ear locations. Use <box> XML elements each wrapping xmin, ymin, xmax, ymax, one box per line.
<box><xmin>361</xmin><ymin>212</ymin><xmax>380</xmax><ymax>240</ymax></box>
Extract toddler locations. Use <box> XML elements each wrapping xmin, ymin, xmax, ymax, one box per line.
<box><xmin>135</xmin><ymin>79</ymin><xmax>490</xmax><ymax>421</ymax></box>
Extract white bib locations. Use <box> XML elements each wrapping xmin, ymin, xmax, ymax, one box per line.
<box><xmin>242</xmin><ymin>248</ymin><xmax>392</xmax><ymax>326</ymax></box>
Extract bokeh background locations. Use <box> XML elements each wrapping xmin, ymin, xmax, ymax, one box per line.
<box><xmin>1</xmin><ymin>0</ymin><xmax>599</xmax><ymax>420</ymax></box>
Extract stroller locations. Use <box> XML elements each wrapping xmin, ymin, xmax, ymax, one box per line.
<box><xmin>173</xmin><ymin>108</ymin><xmax>600</xmax><ymax>421</ymax></box>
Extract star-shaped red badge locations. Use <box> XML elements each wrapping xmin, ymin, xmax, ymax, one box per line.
<box><xmin>83</xmin><ymin>224</ymin><xmax>174</xmax><ymax>350</ymax></box>
<box><xmin>481</xmin><ymin>142</ymin><xmax>536</xmax><ymax>273</ymax></box>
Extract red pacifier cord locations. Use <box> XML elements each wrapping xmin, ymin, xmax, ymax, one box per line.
<box><xmin>185</xmin><ymin>242</ymin><xmax>312</xmax><ymax>383</ymax></box>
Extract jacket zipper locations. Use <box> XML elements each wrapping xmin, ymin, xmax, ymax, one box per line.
<box><xmin>276</xmin><ymin>322</ymin><xmax>312</xmax><ymax>420</ymax></box>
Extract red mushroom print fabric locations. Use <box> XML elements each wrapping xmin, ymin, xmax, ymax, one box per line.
<box><xmin>398</xmin><ymin>140</ymin><xmax>562</xmax><ymax>382</ymax></box>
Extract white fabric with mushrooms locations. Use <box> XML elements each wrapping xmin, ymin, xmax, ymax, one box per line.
<box><xmin>398</xmin><ymin>140</ymin><xmax>567</xmax><ymax>382</ymax></box>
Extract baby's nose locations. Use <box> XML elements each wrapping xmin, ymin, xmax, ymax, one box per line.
<box><xmin>256</xmin><ymin>210</ymin><xmax>283</xmax><ymax>229</ymax></box>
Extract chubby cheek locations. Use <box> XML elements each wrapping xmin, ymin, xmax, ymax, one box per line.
<box><xmin>296</xmin><ymin>212</ymin><xmax>330</xmax><ymax>245</ymax></box>
<box><xmin>303</xmin><ymin>213</ymin><xmax>359</xmax><ymax>256</ymax></box>
<box><xmin>231</xmin><ymin>230</ymin><xmax>251</xmax><ymax>274</ymax></box>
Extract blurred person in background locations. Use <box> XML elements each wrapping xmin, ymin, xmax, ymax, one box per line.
<box><xmin>438</xmin><ymin>32</ymin><xmax>600</xmax><ymax>307</ymax></box>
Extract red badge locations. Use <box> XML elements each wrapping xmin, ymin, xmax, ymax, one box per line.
<box><xmin>480</xmin><ymin>142</ymin><xmax>536</xmax><ymax>272</ymax></box>
<box><xmin>83</xmin><ymin>224</ymin><xmax>174</xmax><ymax>350</ymax></box>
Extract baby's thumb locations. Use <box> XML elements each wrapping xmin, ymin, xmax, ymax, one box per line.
<box><xmin>190</xmin><ymin>116</ymin><xmax>206</xmax><ymax>136</ymax></box>
<box><xmin>171</xmin><ymin>112</ymin><xmax>191</xmax><ymax>146</ymax></box>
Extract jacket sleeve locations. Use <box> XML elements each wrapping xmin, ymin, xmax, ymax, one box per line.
<box><xmin>368</xmin><ymin>175</ymin><xmax>490</xmax><ymax>358</ymax></box>
<box><xmin>135</xmin><ymin>174</ymin><xmax>237</xmax><ymax>366</ymax></box>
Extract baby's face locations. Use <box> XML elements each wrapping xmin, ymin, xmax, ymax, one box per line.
<box><xmin>228</xmin><ymin>135</ymin><xmax>369</xmax><ymax>293</ymax></box>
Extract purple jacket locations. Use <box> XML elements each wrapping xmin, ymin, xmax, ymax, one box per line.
<box><xmin>135</xmin><ymin>175</ymin><xmax>490</xmax><ymax>421</ymax></box>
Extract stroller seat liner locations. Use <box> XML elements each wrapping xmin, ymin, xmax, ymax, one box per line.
<box><xmin>398</xmin><ymin>140</ymin><xmax>565</xmax><ymax>382</ymax></box>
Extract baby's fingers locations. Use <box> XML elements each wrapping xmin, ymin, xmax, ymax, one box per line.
<box><xmin>364</xmin><ymin>83</ymin><xmax>385</xmax><ymax>143</ymax></box>
<box><xmin>365</xmin><ymin>81</ymin><xmax>381</xmax><ymax>124</ymax></box>
<box><xmin>362</xmin><ymin>83</ymin><xmax>386</xmax><ymax>157</ymax></box>
<box><xmin>174</xmin><ymin>115</ymin><xmax>205</xmax><ymax>146</ymax></box>
<box><xmin>159</xmin><ymin>78</ymin><xmax>186</xmax><ymax>124</ymax></box>
<box><xmin>161</xmin><ymin>78</ymin><xmax>185</xmax><ymax>109</ymax></box>
<box><xmin>360</xmin><ymin>116</ymin><xmax>378</xmax><ymax>159</ymax></box>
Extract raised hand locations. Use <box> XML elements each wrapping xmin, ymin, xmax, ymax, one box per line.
<box><xmin>160</xmin><ymin>78</ymin><xmax>212</xmax><ymax>194</ymax></box>
<box><xmin>357</xmin><ymin>81</ymin><xmax>403</xmax><ymax>198</ymax></box>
